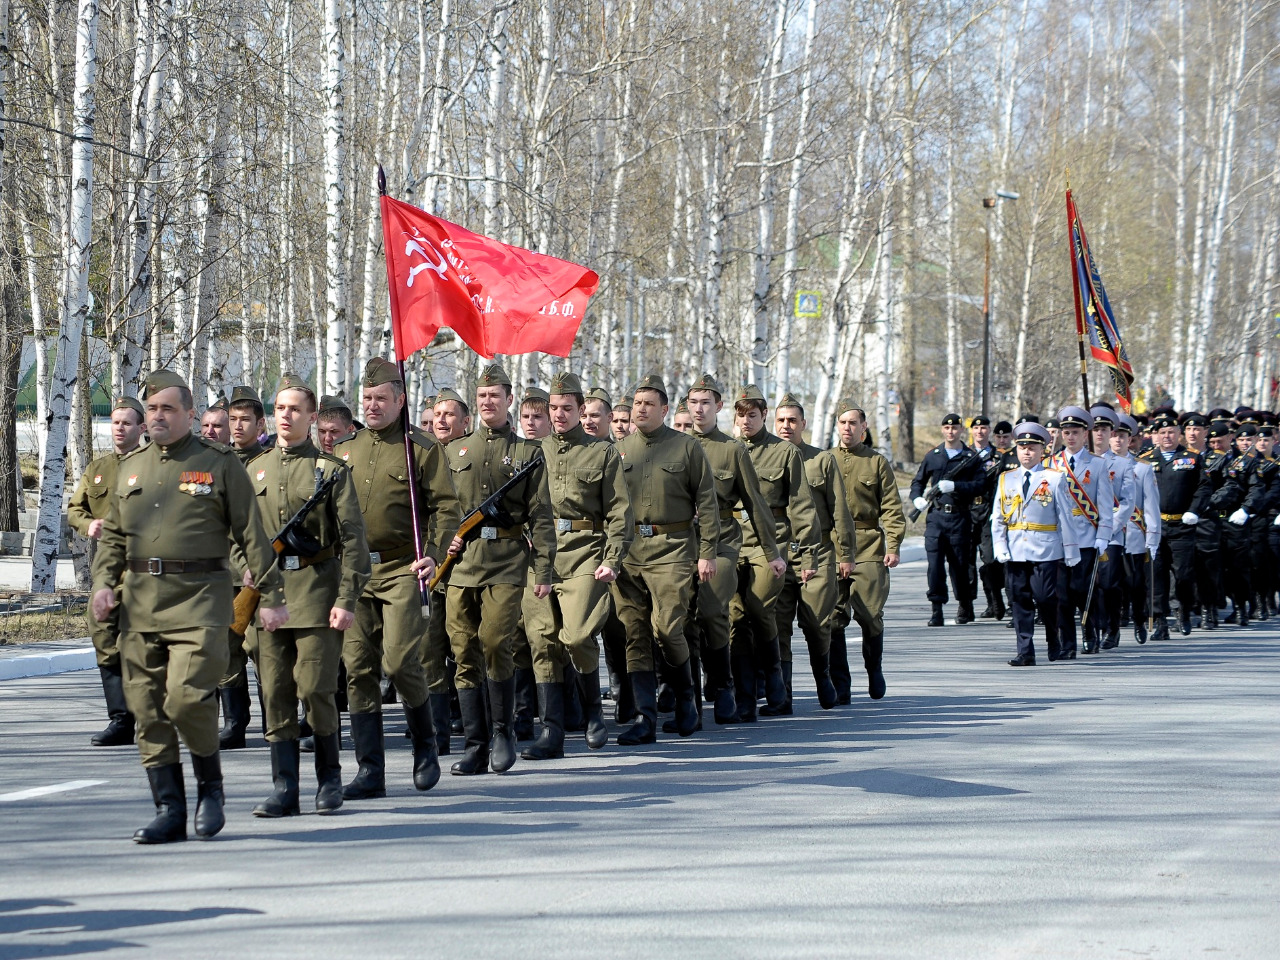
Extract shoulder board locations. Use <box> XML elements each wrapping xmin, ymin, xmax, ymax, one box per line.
<box><xmin>408</xmin><ymin>425</ymin><xmax>439</xmax><ymax>451</ymax></box>
<box><xmin>245</xmin><ymin>448</ymin><xmax>272</xmax><ymax>467</ymax></box>
<box><xmin>194</xmin><ymin>436</ymin><xmax>232</xmax><ymax>454</ymax></box>
<box><xmin>120</xmin><ymin>444</ymin><xmax>149</xmax><ymax>462</ymax></box>
<box><xmin>317</xmin><ymin>451</ymin><xmax>348</xmax><ymax>469</ymax></box>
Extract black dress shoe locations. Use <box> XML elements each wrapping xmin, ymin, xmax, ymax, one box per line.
<box><xmin>1007</xmin><ymin>656</ymin><xmax>1036</xmax><ymax>666</ymax></box>
<box><xmin>1055</xmin><ymin>651</ymin><xmax>1076</xmax><ymax>661</ymax></box>
<box><xmin>1151</xmin><ymin>619</ymin><xmax>1170</xmax><ymax>642</ymax></box>
<box><xmin>1179</xmin><ymin>614</ymin><xmax>1193</xmax><ymax>636</ymax></box>
<box><xmin>1134</xmin><ymin>621</ymin><xmax>1148</xmax><ymax>644</ymax></box>
<box><xmin>954</xmin><ymin>604</ymin><xmax>975</xmax><ymax>625</ymax></box>
<box><xmin>979</xmin><ymin>605</ymin><xmax>996</xmax><ymax>619</ymax></box>
<box><xmin>1101</xmin><ymin>629</ymin><xmax>1120</xmax><ymax>649</ymax></box>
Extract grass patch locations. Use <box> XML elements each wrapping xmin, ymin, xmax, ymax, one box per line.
<box><xmin>0</xmin><ymin>594</ymin><xmax>91</xmax><ymax>644</ymax></box>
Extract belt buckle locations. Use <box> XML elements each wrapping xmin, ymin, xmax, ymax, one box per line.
<box><xmin>638</xmin><ymin>523</ymin><xmax>654</xmax><ymax>537</ymax></box>
<box><xmin>146</xmin><ymin>557</ymin><xmax>164</xmax><ymax>575</ymax></box>
<box><xmin>481</xmin><ymin>526</ymin><xmax>498</xmax><ymax>540</ymax></box>
<box><xmin>369</xmin><ymin>551</ymin><xmax>382</xmax><ymax>564</ymax></box>
<box><xmin>283</xmin><ymin>556</ymin><xmax>301</xmax><ymax>571</ymax></box>
<box><xmin>942</xmin><ymin>503</ymin><xmax>953</xmax><ymax>514</ymax></box>
<box><xmin>556</xmin><ymin>518</ymin><xmax>572</xmax><ymax>533</ymax></box>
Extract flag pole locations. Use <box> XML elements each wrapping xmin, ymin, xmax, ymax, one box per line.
<box><xmin>1066</xmin><ymin>179</ymin><xmax>1093</xmax><ymax>449</ymax></box>
<box><xmin>379</xmin><ymin>164</ymin><xmax>431</xmax><ymax>620</ymax></box>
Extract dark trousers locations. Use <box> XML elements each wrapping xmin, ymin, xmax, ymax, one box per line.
<box><xmin>1195</xmin><ymin>517</ymin><xmax>1223</xmax><ymax>610</ymax></box>
<box><xmin>1116</xmin><ymin>551</ymin><xmax>1151</xmax><ymax>630</ymax></box>
<box><xmin>1222</xmin><ymin>519</ymin><xmax>1253</xmax><ymax>610</ymax></box>
<box><xmin>925</xmin><ymin>511</ymin><xmax>973</xmax><ymax>605</ymax></box>
<box><xmin>969</xmin><ymin>516</ymin><xmax>1005</xmax><ymax>603</ymax></box>
<box><xmin>1097</xmin><ymin>544</ymin><xmax>1126</xmax><ymax>635</ymax></box>
<box><xmin>1057</xmin><ymin>547</ymin><xmax>1104</xmax><ymax>653</ymax></box>
<box><xmin>1156</xmin><ymin>522</ymin><xmax>1198</xmax><ymax>619</ymax></box>
<box><xmin>1006</xmin><ymin>560</ymin><xmax>1061</xmax><ymax>661</ymax></box>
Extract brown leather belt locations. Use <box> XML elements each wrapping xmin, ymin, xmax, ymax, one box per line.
<box><xmin>636</xmin><ymin>519</ymin><xmax>693</xmax><ymax>537</ymax></box>
<box><xmin>368</xmin><ymin>543</ymin><xmax>415</xmax><ymax>565</ymax></box>
<box><xmin>556</xmin><ymin>518</ymin><xmax>602</xmax><ymax>533</ymax></box>
<box><xmin>479</xmin><ymin>525</ymin><xmax>524</xmax><ymax>540</ymax></box>
<box><xmin>281</xmin><ymin>544</ymin><xmax>337</xmax><ymax>570</ymax></box>
<box><xmin>126</xmin><ymin>557</ymin><xmax>228</xmax><ymax>575</ymax></box>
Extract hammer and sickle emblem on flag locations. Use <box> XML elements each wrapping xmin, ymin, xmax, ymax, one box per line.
<box><xmin>404</xmin><ymin>233</ymin><xmax>449</xmax><ymax>288</ymax></box>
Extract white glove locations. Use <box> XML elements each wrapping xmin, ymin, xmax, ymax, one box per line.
<box><xmin>937</xmin><ymin>480</ymin><xmax>955</xmax><ymax>494</ymax></box>
<box><xmin>1228</xmin><ymin>508</ymin><xmax>1248</xmax><ymax>526</ymax></box>
<box><xmin>1065</xmin><ymin>553</ymin><xmax>1081</xmax><ymax>568</ymax></box>
<box><xmin>913</xmin><ymin>497</ymin><xmax>928</xmax><ymax>511</ymax></box>
<box><xmin>1182</xmin><ymin>511</ymin><xmax>1199</xmax><ymax>525</ymax></box>
<box><xmin>995</xmin><ymin>548</ymin><xmax>1011</xmax><ymax>564</ymax></box>
<box><xmin>1093</xmin><ymin>537</ymin><xmax>1109</xmax><ymax>552</ymax></box>
<box><xmin>1146</xmin><ymin>536</ymin><xmax>1160</xmax><ymax>554</ymax></box>
<box><xmin>1274</xmin><ymin>514</ymin><xmax>1280</xmax><ymax>527</ymax></box>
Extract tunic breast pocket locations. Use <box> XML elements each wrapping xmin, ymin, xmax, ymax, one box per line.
<box><xmin>576</xmin><ymin>467</ymin><xmax>603</xmax><ymax>484</ymax></box>
<box><xmin>713</xmin><ymin>469</ymin><xmax>736</xmax><ymax>499</ymax></box>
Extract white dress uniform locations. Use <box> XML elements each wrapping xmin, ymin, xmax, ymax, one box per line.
<box><xmin>1118</xmin><ymin>413</ymin><xmax>1163</xmax><ymax>642</ymax></box>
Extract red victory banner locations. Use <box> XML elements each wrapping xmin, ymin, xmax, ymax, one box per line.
<box><xmin>380</xmin><ymin>193</ymin><xmax>598</xmax><ymax>360</ymax></box>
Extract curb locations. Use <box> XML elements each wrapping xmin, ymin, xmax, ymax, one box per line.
<box><xmin>0</xmin><ymin>643</ymin><xmax>96</xmax><ymax>681</ymax></box>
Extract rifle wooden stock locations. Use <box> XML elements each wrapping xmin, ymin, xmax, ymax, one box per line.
<box><xmin>231</xmin><ymin>586</ymin><xmax>261</xmax><ymax>636</ymax></box>
<box><xmin>427</xmin><ymin>511</ymin><xmax>487</xmax><ymax>591</ymax></box>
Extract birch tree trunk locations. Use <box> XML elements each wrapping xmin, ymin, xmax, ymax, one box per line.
<box><xmin>323</xmin><ymin>0</ymin><xmax>348</xmax><ymax>393</ymax></box>
<box><xmin>32</xmin><ymin>0</ymin><xmax>98</xmax><ymax>592</ymax></box>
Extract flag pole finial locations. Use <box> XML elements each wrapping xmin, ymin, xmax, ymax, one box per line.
<box><xmin>377</xmin><ymin>164</ymin><xmax>387</xmax><ymax>197</ymax></box>
<box><xmin>1065</xmin><ymin>167</ymin><xmax>1072</xmax><ymax>191</ymax></box>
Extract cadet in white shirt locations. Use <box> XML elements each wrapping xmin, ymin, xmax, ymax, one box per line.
<box><xmin>1089</xmin><ymin>404</ymin><xmax>1136</xmax><ymax>649</ymax></box>
<box><xmin>1111</xmin><ymin>415</ymin><xmax>1162</xmax><ymax>644</ymax></box>
<box><xmin>1047</xmin><ymin>406</ymin><xmax>1114</xmax><ymax>656</ymax></box>
<box><xmin>992</xmin><ymin>422</ymin><xmax>1081</xmax><ymax>665</ymax></box>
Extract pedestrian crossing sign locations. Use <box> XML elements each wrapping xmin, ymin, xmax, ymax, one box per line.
<box><xmin>795</xmin><ymin>292</ymin><xmax>821</xmax><ymax>318</ymax></box>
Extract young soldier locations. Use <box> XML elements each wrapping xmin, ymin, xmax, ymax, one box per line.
<box><xmin>611</xmin><ymin>395</ymin><xmax>634</xmax><ymax>441</ymax></box>
<box><xmin>1143</xmin><ymin>410</ymin><xmax>1211</xmax><ymax>641</ymax></box>
<box><xmin>246</xmin><ymin>375</ymin><xmax>370</xmax><ymax>817</ymax></box>
<box><xmin>338</xmin><ymin>358</ymin><xmax>461</xmax><ymax>799</ymax></box>
<box><xmin>582</xmin><ymin>388</ymin><xmax>613</xmax><ymax>440</ymax></box>
<box><xmin>613</xmin><ymin>374</ymin><xmax>719</xmax><ymax>743</ymax></box>
<box><xmin>1090</xmin><ymin>405</ymin><xmax>1136</xmax><ymax>649</ymax></box>
<box><xmin>992</xmin><ymin>422</ymin><xmax>1080</xmax><ymax>665</ymax></box>
<box><xmin>1047</xmin><ymin>406</ymin><xmax>1114</xmax><ymax>656</ymax></box>
<box><xmin>730</xmin><ymin>385</ymin><xmax>820</xmax><ymax>718</ymax></box>
<box><xmin>68</xmin><ymin>396</ymin><xmax>146</xmax><ymax>746</ymax></box>
<box><xmin>672</xmin><ymin>398</ymin><xmax>694</xmax><ymax>433</ymax></box>
<box><xmin>444</xmin><ymin>364</ymin><xmax>556</xmax><ymax>774</ymax></box>
<box><xmin>521</xmin><ymin>372</ymin><xmax>632</xmax><ymax>759</ymax></box>
<box><xmin>1250</xmin><ymin>422</ymin><xmax>1278</xmax><ymax>619</ymax></box>
<box><xmin>830</xmin><ymin>401</ymin><xmax>904</xmax><ymax>701</ymax></box>
<box><xmin>910</xmin><ymin>413</ymin><xmax>984</xmax><ymax>625</ymax></box>
<box><xmin>773</xmin><ymin>394</ymin><xmax>856</xmax><ymax>710</ymax></box>
<box><xmin>1216</xmin><ymin>421</ymin><xmax>1263</xmax><ymax>625</ymax></box>
<box><xmin>686</xmin><ymin>373</ymin><xmax>781</xmax><ymax>724</ymax></box>
<box><xmin>1198</xmin><ymin>419</ymin><xmax>1240</xmax><ymax>627</ymax></box>
<box><xmin>316</xmin><ymin>395</ymin><xmax>358</xmax><ymax>454</ymax></box>
<box><xmin>1111</xmin><ymin>415</ymin><xmax>1161</xmax><ymax>644</ymax></box>
<box><xmin>228</xmin><ymin>386</ymin><xmax>267</xmax><ymax>462</ymax></box>
<box><xmin>968</xmin><ymin>415</ymin><xmax>1006</xmax><ymax>620</ymax></box>
<box><xmin>514</xmin><ymin>386</ymin><xmax>553</xmax><ymax>741</ymax></box>
<box><xmin>90</xmin><ymin>370</ymin><xmax>287</xmax><ymax>843</ymax></box>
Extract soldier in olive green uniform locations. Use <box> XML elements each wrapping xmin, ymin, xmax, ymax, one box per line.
<box><xmin>444</xmin><ymin>363</ymin><xmax>556</xmax><ymax>775</ymax></box>
<box><xmin>685</xmin><ymin>373</ymin><xmax>782</xmax><ymax>725</ymax></box>
<box><xmin>730</xmin><ymin>385</ymin><xmax>821</xmax><ymax>719</ymax></box>
<box><xmin>244</xmin><ymin>375</ymin><xmax>371</xmax><ymax>817</ymax></box>
<box><xmin>68</xmin><ymin>395</ymin><xmax>147</xmax><ymax>747</ymax></box>
<box><xmin>316</xmin><ymin>394</ymin><xmax>358</xmax><ymax>454</ymax></box>
<box><xmin>521</xmin><ymin>372</ymin><xmax>633</xmax><ymax>760</ymax></box>
<box><xmin>513</xmin><ymin>386</ymin><xmax>554</xmax><ymax>741</ymax></box>
<box><xmin>613</xmin><ymin>374</ymin><xmax>719</xmax><ymax>744</ymax></box>
<box><xmin>773</xmin><ymin>394</ymin><xmax>857</xmax><ymax>711</ymax></box>
<box><xmin>611</xmin><ymin>395</ymin><xmax>634</xmax><ymax>442</ymax></box>
<box><xmin>830</xmin><ymin>400</ymin><xmax>906</xmax><ymax>701</ymax></box>
<box><xmin>91</xmin><ymin>369</ymin><xmax>288</xmax><ymax>844</ymax></box>
<box><xmin>218</xmin><ymin>384</ymin><xmax>269</xmax><ymax>749</ymax></box>
<box><xmin>337</xmin><ymin>358</ymin><xmax>461</xmax><ymax>799</ymax></box>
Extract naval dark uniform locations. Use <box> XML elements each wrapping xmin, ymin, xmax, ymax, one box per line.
<box><xmin>1197</xmin><ymin>449</ymin><xmax>1242</xmax><ymax>616</ymax></box>
<box><xmin>1145</xmin><ymin>446</ymin><xmax>1211</xmax><ymax>628</ymax></box>
<box><xmin>910</xmin><ymin>445</ymin><xmax>983</xmax><ymax>611</ymax></box>
<box><xmin>969</xmin><ymin>443</ymin><xmax>1005</xmax><ymax>615</ymax></box>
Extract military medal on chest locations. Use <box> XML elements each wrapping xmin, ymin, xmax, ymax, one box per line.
<box><xmin>178</xmin><ymin>470</ymin><xmax>214</xmax><ymax>495</ymax></box>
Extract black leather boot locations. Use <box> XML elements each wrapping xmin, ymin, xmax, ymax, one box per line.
<box><xmin>955</xmin><ymin>601</ymin><xmax>975</xmax><ymax>625</ymax></box>
<box><xmin>298</xmin><ymin>710</ymin><xmax>315</xmax><ymax>753</ymax></box>
<box><xmin>994</xmin><ymin>590</ymin><xmax>1007</xmax><ymax>620</ymax></box>
<box><xmin>761</xmin><ymin>660</ymin><xmax>793</xmax><ymax>716</ymax></box>
<box><xmin>450</xmin><ymin>687</ymin><xmax>490</xmax><ymax>775</ymax></box>
<box><xmin>91</xmin><ymin>663</ymin><xmax>135</xmax><ymax>746</ymax></box>
<box><xmin>218</xmin><ymin>677</ymin><xmax>251</xmax><ymax>750</ymax></box>
<box><xmin>829</xmin><ymin>630</ymin><xmax>852</xmax><ymax>705</ymax></box>
<box><xmin>134</xmin><ymin>763</ymin><xmax>187</xmax><ymax>844</ymax></box>
<box><xmin>190</xmin><ymin>752</ymin><xmax>226</xmax><ymax>839</ymax></box>
<box><xmin>521</xmin><ymin>682</ymin><xmax>565</xmax><ymax>760</ymax></box>
<box><xmin>579</xmin><ymin>667</ymin><xmax>609</xmax><ymax>749</ymax></box>
<box><xmin>928</xmin><ymin>603</ymin><xmax>944</xmax><ymax>627</ymax></box>
<box><xmin>429</xmin><ymin>692</ymin><xmax>452</xmax><ymax>756</ymax></box>
<box><xmin>617</xmin><ymin>671</ymin><xmax>657</xmax><ymax>745</ymax></box>
<box><xmin>313</xmin><ymin>732</ymin><xmax>343</xmax><ymax>814</ymax></box>
<box><xmin>612</xmin><ymin>670</ymin><xmax>636</xmax><ymax>724</ymax></box>
<box><xmin>704</xmin><ymin>646</ymin><xmax>739</xmax><ymax>724</ymax></box>
<box><xmin>513</xmin><ymin>667</ymin><xmax>537</xmax><ymax>741</ymax></box>
<box><xmin>810</xmin><ymin>649</ymin><xmax>838</xmax><ymax>709</ymax></box>
<box><xmin>403</xmin><ymin>700</ymin><xmax>441</xmax><ymax>791</ymax></box>
<box><xmin>672</xmin><ymin>659</ymin><xmax>700</xmax><ymax>736</ymax></box>
<box><xmin>732</xmin><ymin>652</ymin><xmax>758</xmax><ymax>723</ymax></box>
<box><xmin>488</xmin><ymin>676</ymin><xmax>518</xmax><ymax>773</ymax></box>
<box><xmin>253</xmin><ymin>740</ymin><xmax>300</xmax><ymax>818</ymax></box>
<box><xmin>862</xmin><ymin>631</ymin><xmax>886</xmax><ymax>700</ymax></box>
<box><xmin>759</xmin><ymin>637</ymin><xmax>788</xmax><ymax>711</ymax></box>
<box><xmin>342</xmin><ymin>712</ymin><xmax>387</xmax><ymax>799</ymax></box>
<box><xmin>563</xmin><ymin>665</ymin><xmax>587</xmax><ymax>732</ymax></box>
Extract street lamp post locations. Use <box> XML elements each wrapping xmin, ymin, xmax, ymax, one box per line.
<box><xmin>980</xmin><ymin>190</ymin><xmax>1018</xmax><ymax>417</ymax></box>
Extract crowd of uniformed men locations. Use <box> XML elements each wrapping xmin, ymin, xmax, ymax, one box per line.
<box><xmin>69</xmin><ymin>359</ymin><xmax>1279</xmax><ymax>844</ymax></box>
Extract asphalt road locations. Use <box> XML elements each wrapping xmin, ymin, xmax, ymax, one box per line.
<box><xmin>1</xmin><ymin>561</ymin><xmax>1277</xmax><ymax>959</ymax></box>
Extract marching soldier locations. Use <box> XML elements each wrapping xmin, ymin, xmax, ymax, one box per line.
<box><xmin>992</xmin><ymin>420</ymin><xmax>1013</xmax><ymax>455</ymax></box>
<box><xmin>1143</xmin><ymin>410</ymin><xmax>1211</xmax><ymax>641</ymax></box>
<box><xmin>730</xmin><ymin>385</ymin><xmax>820</xmax><ymax>718</ymax></box>
<box><xmin>1198</xmin><ymin>419</ymin><xmax>1239</xmax><ymax>627</ymax></box>
<box><xmin>686</xmin><ymin>373</ymin><xmax>782</xmax><ymax>724</ymax></box>
<box><xmin>1089</xmin><ymin>404</ymin><xmax>1136</xmax><ymax>649</ymax></box>
<box><xmin>1111</xmin><ymin>414</ymin><xmax>1161</xmax><ymax>644</ymax></box>
<box><xmin>444</xmin><ymin>363</ymin><xmax>556</xmax><ymax>774</ymax></box>
<box><xmin>1047</xmin><ymin>406</ymin><xmax>1114</xmax><ymax>656</ymax></box>
<box><xmin>1182</xmin><ymin>412</ymin><xmax>1209</xmax><ymax>455</ymax></box>
<box><xmin>613</xmin><ymin>374</ymin><xmax>719</xmax><ymax>743</ymax></box>
<box><xmin>521</xmin><ymin>372</ymin><xmax>632</xmax><ymax>760</ymax></box>
<box><xmin>1216</xmin><ymin>421</ymin><xmax>1263</xmax><ymax>625</ymax></box>
<box><xmin>582</xmin><ymin>387</ymin><xmax>613</xmax><ymax>440</ymax></box>
<box><xmin>199</xmin><ymin>399</ymin><xmax>230</xmax><ymax>444</ymax></box>
<box><xmin>774</xmin><ymin>393</ymin><xmax>856</xmax><ymax>711</ymax></box>
<box><xmin>90</xmin><ymin>369</ymin><xmax>288</xmax><ymax>844</ymax></box>
<box><xmin>910</xmin><ymin>413</ymin><xmax>984</xmax><ymax>626</ymax></box>
<box><xmin>245</xmin><ymin>375</ymin><xmax>370</xmax><ymax>817</ymax></box>
<box><xmin>228</xmin><ymin>385</ymin><xmax>267</xmax><ymax>462</ymax></box>
<box><xmin>420</xmin><ymin>398</ymin><xmax>437</xmax><ymax>434</ymax></box>
<box><xmin>672</xmin><ymin>398</ymin><xmax>694</xmax><ymax>432</ymax></box>
<box><xmin>1251</xmin><ymin>422</ymin><xmax>1278</xmax><ymax>620</ymax></box>
<box><xmin>338</xmin><ymin>357</ymin><xmax>461</xmax><ymax>799</ymax></box>
<box><xmin>611</xmin><ymin>395</ymin><xmax>634</xmax><ymax>441</ymax></box>
<box><xmin>967</xmin><ymin>415</ymin><xmax>1006</xmax><ymax>620</ymax></box>
<box><xmin>316</xmin><ymin>395</ymin><xmax>358</xmax><ymax>454</ymax></box>
<box><xmin>991</xmin><ymin>422</ymin><xmax>1081</xmax><ymax>665</ymax></box>
<box><xmin>830</xmin><ymin>401</ymin><xmax>904</xmax><ymax>701</ymax></box>
<box><xmin>68</xmin><ymin>396</ymin><xmax>147</xmax><ymax>746</ymax></box>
